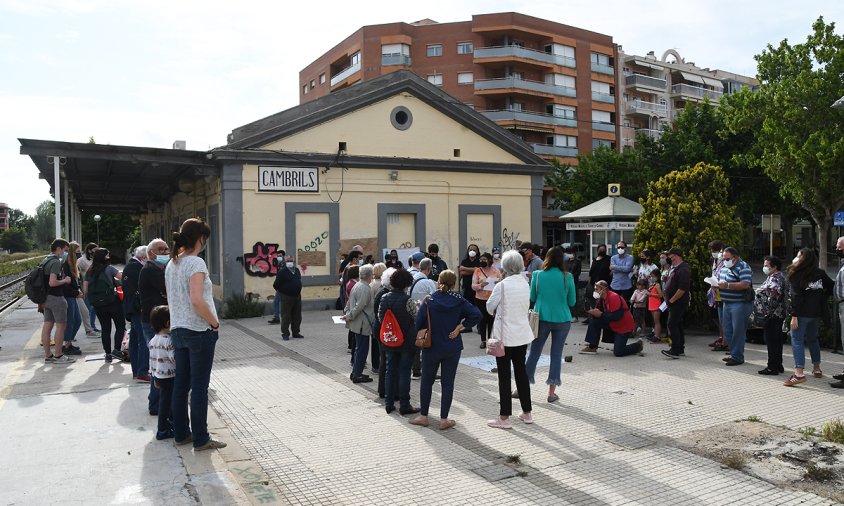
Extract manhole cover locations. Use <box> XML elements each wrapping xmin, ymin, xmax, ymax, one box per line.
<box><xmin>472</xmin><ymin>464</ymin><xmax>518</xmax><ymax>482</ymax></box>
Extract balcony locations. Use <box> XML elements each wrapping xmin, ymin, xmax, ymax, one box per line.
<box><xmin>591</xmin><ymin>91</ymin><xmax>615</xmax><ymax>104</ymax></box>
<box><xmin>474</xmin><ymin>46</ymin><xmax>576</xmax><ymax>68</ymax></box>
<box><xmin>592</xmin><ymin>121</ymin><xmax>616</xmax><ymax>132</ymax></box>
<box><xmin>481</xmin><ymin>110</ymin><xmax>577</xmax><ymax>128</ymax></box>
<box><xmin>531</xmin><ymin>144</ymin><xmax>579</xmax><ymax>157</ymax></box>
<box><xmin>381</xmin><ymin>54</ymin><xmax>411</xmax><ymax>67</ymax></box>
<box><xmin>636</xmin><ymin>128</ymin><xmax>663</xmax><ymax>140</ymax></box>
<box><xmin>330</xmin><ymin>61</ymin><xmax>361</xmax><ymax>87</ymax></box>
<box><xmin>626</xmin><ymin>99</ymin><xmax>668</xmax><ymax>117</ymax></box>
<box><xmin>475</xmin><ymin>77</ymin><xmax>576</xmax><ymax>97</ymax></box>
<box><xmin>625</xmin><ymin>74</ymin><xmax>666</xmax><ymax>90</ymax></box>
<box><xmin>591</xmin><ymin>63</ymin><xmax>614</xmax><ymax>75</ymax></box>
<box><xmin>670</xmin><ymin>84</ymin><xmax>723</xmax><ymax>101</ymax></box>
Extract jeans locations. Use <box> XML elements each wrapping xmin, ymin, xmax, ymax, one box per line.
<box><xmin>384</xmin><ymin>349</ymin><xmax>414</xmax><ymax>409</ymax></box>
<box><xmin>497</xmin><ymin>344</ymin><xmax>532</xmax><ymax>416</ymax></box>
<box><xmin>584</xmin><ymin>317</ymin><xmax>639</xmax><ymax>357</ymax></box>
<box><xmin>63</xmin><ymin>296</ymin><xmax>82</xmax><ymax>343</ymax></box>
<box><xmin>272</xmin><ymin>290</ymin><xmax>281</xmax><ymax>320</ymax></box>
<box><xmin>155</xmin><ymin>377</ymin><xmax>174</xmax><ymax>434</ymax></box>
<box><xmin>142</xmin><ymin>322</ymin><xmax>161</xmax><ymax>413</ymax></box>
<box><xmin>722</xmin><ymin>301</ymin><xmax>752</xmax><ymax>363</ymax></box>
<box><xmin>419</xmin><ymin>349</ymin><xmax>461</xmax><ymax>418</ymax></box>
<box><xmin>84</xmin><ymin>296</ymin><xmax>99</xmax><ymax>330</ymax></box>
<box><xmin>95</xmin><ymin>301</ymin><xmax>126</xmax><ymax>354</ymax></box>
<box><xmin>668</xmin><ymin>301</ymin><xmax>687</xmax><ymax>355</ymax></box>
<box><xmin>351</xmin><ymin>332</ymin><xmax>370</xmax><ymax>378</ymax></box>
<box><xmin>127</xmin><ymin>314</ymin><xmax>147</xmax><ymax>378</ymax></box>
<box><xmin>526</xmin><ymin>320</ymin><xmax>571</xmax><ymax>385</ymax></box>
<box><xmin>171</xmin><ymin>327</ymin><xmax>219</xmax><ymax>447</ymax></box>
<box><xmin>790</xmin><ymin>316</ymin><xmax>821</xmax><ymax>369</ymax></box>
<box><xmin>763</xmin><ymin>317</ymin><xmax>785</xmax><ymax>371</ymax></box>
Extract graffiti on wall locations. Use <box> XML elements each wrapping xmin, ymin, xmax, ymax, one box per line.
<box><xmin>498</xmin><ymin>227</ymin><xmax>521</xmax><ymax>251</ymax></box>
<box><xmin>240</xmin><ymin>242</ymin><xmax>284</xmax><ymax>277</ymax></box>
<box><xmin>301</xmin><ymin>231</ymin><xmax>329</xmax><ymax>252</ymax></box>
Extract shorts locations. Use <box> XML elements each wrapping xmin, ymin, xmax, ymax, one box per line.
<box><xmin>43</xmin><ymin>294</ymin><xmax>68</xmax><ymax>323</ymax></box>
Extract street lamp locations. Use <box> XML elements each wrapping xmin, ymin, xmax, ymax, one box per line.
<box><xmin>93</xmin><ymin>214</ymin><xmax>101</xmax><ymax>244</ymax></box>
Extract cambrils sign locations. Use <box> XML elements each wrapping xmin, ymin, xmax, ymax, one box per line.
<box><xmin>258</xmin><ymin>166</ymin><xmax>319</xmax><ymax>193</ymax></box>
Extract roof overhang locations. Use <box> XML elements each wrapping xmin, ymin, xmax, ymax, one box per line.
<box><xmin>19</xmin><ymin>138</ymin><xmax>218</xmax><ymax>214</ymax></box>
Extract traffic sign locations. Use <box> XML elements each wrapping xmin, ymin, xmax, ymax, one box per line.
<box><xmin>835</xmin><ymin>210</ymin><xmax>844</xmax><ymax>227</ymax></box>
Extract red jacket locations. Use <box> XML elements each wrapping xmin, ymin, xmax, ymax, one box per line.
<box><xmin>598</xmin><ymin>290</ymin><xmax>635</xmax><ymax>334</ymax></box>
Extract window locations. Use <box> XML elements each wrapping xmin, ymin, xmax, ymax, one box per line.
<box><xmin>545</xmin><ymin>43</ymin><xmax>575</xmax><ymax>60</ymax></box>
<box><xmin>592</xmin><ymin>110</ymin><xmax>612</xmax><ymax>123</ymax></box>
<box><xmin>547</xmin><ymin>104</ymin><xmax>576</xmax><ymax>119</ymax></box>
<box><xmin>310</xmin><ymin>80</ymin><xmax>315</xmax><ymax>89</ymax></box>
<box><xmin>381</xmin><ymin>43</ymin><xmax>411</xmax><ymax>65</ymax></box>
<box><xmin>427</xmin><ymin>74</ymin><xmax>443</xmax><ymax>86</ymax></box>
<box><xmin>548</xmin><ymin>135</ymin><xmax>577</xmax><ymax>147</ymax></box>
<box><xmin>426</xmin><ymin>44</ymin><xmax>442</xmax><ymax>57</ymax></box>
<box><xmin>457</xmin><ymin>72</ymin><xmax>473</xmax><ymax>85</ymax></box>
<box><xmin>302</xmin><ymin>84</ymin><xmax>308</xmax><ymax>95</ymax></box>
<box><xmin>508</xmin><ymin>102</ymin><xmax>524</xmax><ymax>112</ymax></box>
<box><xmin>510</xmin><ymin>71</ymin><xmax>523</xmax><ymax>80</ymax></box>
<box><xmin>592</xmin><ymin>139</ymin><xmax>614</xmax><ymax>149</ymax></box>
<box><xmin>591</xmin><ymin>52</ymin><xmax>611</xmax><ymax>66</ymax></box>
<box><xmin>457</xmin><ymin>41</ymin><xmax>473</xmax><ymax>54</ymax></box>
<box><xmin>592</xmin><ymin>81</ymin><xmax>612</xmax><ymax>94</ymax></box>
<box><xmin>319</xmin><ymin>73</ymin><xmax>326</xmax><ymax>84</ymax></box>
<box><xmin>546</xmin><ymin>74</ymin><xmax>575</xmax><ymax>88</ymax></box>
<box><xmin>350</xmin><ymin>51</ymin><xmax>360</xmax><ymax>65</ymax></box>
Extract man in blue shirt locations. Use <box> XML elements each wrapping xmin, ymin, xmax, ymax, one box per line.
<box><xmin>717</xmin><ymin>246</ymin><xmax>753</xmax><ymax>365</ymax></box>
<box><xmin>609</xmin><ymin>241</ymin><xmax>634</xmax><ymax>301</ymax></box>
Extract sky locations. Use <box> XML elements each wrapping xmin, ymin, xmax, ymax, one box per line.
<box><xmin>1</xmin><ymin>0</ymin><xmax>841</xmax><ymax>216</ymax></box>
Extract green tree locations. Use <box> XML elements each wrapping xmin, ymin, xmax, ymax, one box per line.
<box><xmin>80</xmin><ymin>211</ymin><xmax>141</xmax><ymax>262</ymax></box>
<box><xmin>635</xmin><ymin>163</ymin><xmax>743</xmax><ymax>323</ymax></box>
<box><xmin>720</xmin><ymin>17</ymin><xmax>844</xmax><ymax>268</ymax></box>
<box><xmin>0</xmin><ymin>227</ymin><xmax>31</xmax><ymax>253</ymax></box>
<box><xmin>7</xmin><ymin>208</ymin><xmax>34</xmax><ymax>231</ymax></box>
<box><xmin>31</xmin><ymin>200</ymin><xmax>56</xmax><ymax>249</ymax></box>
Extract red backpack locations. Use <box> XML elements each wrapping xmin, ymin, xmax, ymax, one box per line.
<box><xmin>379</xmin><ymin>308</ymin><xmax>405</xmax><ymax>347</ymax></box>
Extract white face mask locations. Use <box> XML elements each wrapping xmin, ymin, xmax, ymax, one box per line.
<box><xmin>286</xmin><ymin>262</ymin><xmax>294</xmax><ymax>269</ymax></box>
<box><xmin>593</xmin><ymin>291</ymin><xmax>601</xmax><ymax>300</ymax></box>
<box><xmin>493</xmin><ymin>254</ymin><xmax>500</xmax><ymax>260</ymax></box>
<box><xmin>762</xmin><ymin>266</ymin><xmax>771</xmax><ymax>275</ymax></box>
<box><xmin>712</xmin><ymin>252</ymin><xmax>720</xmax><ymax>260</ymax></box>
<box><xmin>616</xmin><ymin>248</ymin><xmax>625</xmax><ymax>255</ymax></box>
<box><xmin>468</xmin><ymin>251</ymin><xmax>477</xmax><ymax>258</ymax></box>
<box><xmin>723</xmin><ymin>259</ymin><xmax>734</xmax><ymax>269</ymax></box>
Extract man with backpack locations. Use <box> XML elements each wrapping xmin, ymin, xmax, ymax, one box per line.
<box><xmin>37</xmin><ymin>239</ymin><xmax>76</xmax><ymax>364</ymax></box>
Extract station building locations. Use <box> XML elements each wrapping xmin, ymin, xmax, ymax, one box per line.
<box><xmin>20</xmin><ymin>70</ymin><xmax>550</xmax><ymax>309</ymax></box>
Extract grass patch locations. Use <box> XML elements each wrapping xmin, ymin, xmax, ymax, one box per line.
<box><xmin>805</xmin><ymin>464</ymin><xmax>837</xmax><ymax>482</ymax></box>
<box><xmin>721</xmin><ymin>453</ymin><xmax>747</xmax><ymax>470</ymax></box>
<box><xmin>799</xmin><ymin>426</ymin><xmax>817</xmax><ymax>439</ymax></box>
<box><xmin>223</xmin><ymin>293</ymin><xmax>265</xmax><ymax>319</ymax></box>
<box><xmin>504</xmin><ymin>454</ymin><xmax>521</xmax><ymax>464</ymax></box>
<box><xmin>743</xmin><ymin>415</ymin><xmax>762</xmax><ymax>423</ymax></box>
<box><xmin>0</xmin><ymin>252</ymin><xmax>44</xmax><ymax>264</ymax></box>
<box><xmin>0</xmin><ymin>257</ymin><xmax>41</xmax><ymax>278</ymax></box>
<box><xmin>516</xmin><ymin>470</ymin><xmax>528</xmax><ymax>477</ymax></box>
<box><xmin>821</xmin><ymin>418</ymin><xmax>844</xmax><ymax>444</ymax></box>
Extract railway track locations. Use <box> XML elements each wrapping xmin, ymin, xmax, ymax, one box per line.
<box><xmin>0</xmin><ymin>274</ymin><xmax>27</xmax><ymax>314</ymax></box>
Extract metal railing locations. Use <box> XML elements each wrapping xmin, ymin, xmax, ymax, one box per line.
<box><xmin>591</xmin><ymin>62</ymin><xmax>614</xmax><ymax>75</ymax></box>
<box><xmin>636</xmin><ymin>128</ymin><xmax>663</xmax><ymax>140</ymax></box>
<box><xmin>670</xmin><ymin>83</ymin><xmax>723</xmax><ymax>101</ymax></box>
<box><xmin>626</xmin><ymin>99</ymin><xmax>668</xmax><ymax>116</ymax></box>
<box><xmin>625</xmin><ymin>74</ymin><xmax>666</xmax><ymax>89</ymax></box>
<box><xmin>531</xmin><ymin>144</ymin><xmax>579</xmax><ymax>157</ymax></box>
<box><xmin>591</xmin><ymin>91</ymin><xmax>615</xmax><ymax>104</ymax></box>
<box><xmin>330</xmin><ymin>61</ymin><xmax>361</xmax><ymax>87</ymax></box>
<box><xmin>474</xmin><ymin>46</ymin><xmax>576</xmax><ymax>68</ymax></box>
<box><xmin>592</xmin><ymin>121</ymin><xmax>616</xmax><ymax>132</ymax></box>
<box><xmin>481</xmin><ymin>110</ymin><xmax>577</xmax><ymax>128</ymax></box>
<box><xmin>381</xmin><ymin>54</ymin><xmax>411</xmax><ymax>66</ymax></box>
<box><xmin>475</xmin><ymin>77</ymin><xmax>576</xmax><ymax>97</ymax></box>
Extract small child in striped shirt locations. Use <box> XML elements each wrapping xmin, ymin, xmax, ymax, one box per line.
<box><xmin>148</xmin><ymin>305</ymin><xmax>176</xmax><ymax>440</ymax></box>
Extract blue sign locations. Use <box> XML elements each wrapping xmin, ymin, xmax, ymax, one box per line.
<box><xmin>835</xmin><ymin>210</ymin><xmax>844</xmax><ymax>227</ymax></box>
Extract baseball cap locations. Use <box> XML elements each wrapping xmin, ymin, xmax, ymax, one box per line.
<box><xmin>411</xmin><ymin>251</ymin><xmax>425</xmax><ymax>263</ymax></box>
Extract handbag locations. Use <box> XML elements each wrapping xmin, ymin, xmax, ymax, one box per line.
<box><xmin>528</xmin><ymin>272</ymin><xmax>540</xmax><ymax>339</ymax></box>
<box><xmin>486</xmin><ymin>337</ymin><xmax>505</xmax><ymax>357</ymax></box>
<box><xmin>415</xmin><ymin>295</ymin><xmax>432</xmax><ymax>348</ymax></box>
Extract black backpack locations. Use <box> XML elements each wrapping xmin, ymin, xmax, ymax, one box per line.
<box><xmin>88</xmin><ymin>270</ymin><xmax>115</xmax><ymax>307</ymax></box>
<box><xmin>25</xmin><ymin>257</ymin><xmax>53</xmax><ymax>304</ymax></box>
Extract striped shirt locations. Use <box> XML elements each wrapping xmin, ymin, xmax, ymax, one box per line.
<box><xmin>718</xmin><ymin>259</ymin><xmax>753</xmax><ymax>303</ymax></box>
<box><xmin>149</xmin><ymin>332</ymin><xmax>175</xmax><ymax>379</ymax></box>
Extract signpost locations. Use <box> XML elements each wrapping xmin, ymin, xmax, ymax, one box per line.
<box><xmin>761</xmin><ymin>214</ymin><xmax>781</xmax><ymax>257</ymax></box>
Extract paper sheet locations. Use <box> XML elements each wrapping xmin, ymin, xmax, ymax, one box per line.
<box><xmin>484</xmin><ymin>279</ymin><xmax>496</xmax><ymax>291</ymax></box>
<box><xmin>704</xmin><ymin>276</ymin><xmax>720</xmax><ymax>287</ymax></box>
<box><xmin>659</xmin><ymin>301</ymin><xmax>668</xmax><ymax>312</ymax></box>
<box><xmin>332</xmin><ymin>315</ymin><xmax>346</xmax><ymax>325</ymax></box>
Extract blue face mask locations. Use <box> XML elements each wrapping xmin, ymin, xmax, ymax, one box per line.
<box><xmin>286</xmin><ymin>262</ymin><xmax>294</xmax><ymax>269</ymax></box>
<box><xmin>155</xmin><ymin>254</ymin><xmax>170</xmax><ymax>266</ymax></box>
<box><xmin>199</xmin><ymin>240</ymin><xmax>207</xmax><ymax>254</ymax></box>
<box><xmin>60</xmin><ymin>251</ymin><xmax>69</xmax><ymax>262</ymax></box>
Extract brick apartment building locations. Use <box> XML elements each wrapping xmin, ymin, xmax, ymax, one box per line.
<box><xmin>299</xmin><ymin>12</ymin><xmax>619</xmax><ymax>167</ymax></box>
<box><xmin>0</xmin><ymin>202</ymin><xmax>8</xmax><ymax>232</ymax></box>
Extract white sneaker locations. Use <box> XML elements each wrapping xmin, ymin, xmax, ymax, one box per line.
<box><xmin>518</xmin><ymin>412</ymin><xmax>534</xmax><ymax>424</ymax></box>
<box><xmin>53</xmin><ymin>354</ymin><xmax>76</xmax><ymax>364</ymax></box>
<box><xmin>487</xmin><ymin>417</ymin><xmax>512</xmax><ymax>429</ymax></box>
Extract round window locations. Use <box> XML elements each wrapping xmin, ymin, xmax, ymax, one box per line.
<box><xmin>390</xmin><ymin>106</ymin><xmax>413</xmax><ymax>130</ymax></box>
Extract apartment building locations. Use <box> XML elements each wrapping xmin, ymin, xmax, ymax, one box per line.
<box><xmin>0</xmin><ymin>202</ymin><xmax>8</xmax><ymax>232</ymax></box>
<box><xmin>299</xmin><ymin>12</ymin><xmax>619</xmax><ymax>165</ymax></box>
<box><xmin>617</xmin><ymin>48</ymin><xmax>758</xmax><ymax>147</ymax></box>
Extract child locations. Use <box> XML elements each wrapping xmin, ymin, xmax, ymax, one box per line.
<box><xmin>148</xmin><ymin>305</ymin><xmax>175</xmax><ymax>440</ymax></box>
<box><xmin>630</xmin><ymin>279</ymin><xmax>649</xmax><ymax>336</ymax></box>
<box><xmin>646</xmin><ymin>271</ymin><xmax>664</xmax><ymax>342</ymax></box>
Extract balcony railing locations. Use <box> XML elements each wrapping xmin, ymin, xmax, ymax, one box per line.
<box><xmin>481</xmin><ymin>110</ymin><xmax>577</xmax><ymax>128</ymax></box>
<box><xmin>381</xmin><ymin>54</ymin><xmax>411</xmax><ymax>67</ymax></box>
<box><xmin>474</xmin><ymin>46</ymin><xmax>576</xmax><ymax>68</ymax></box>
<box><xmin>330</xmin><ymin>61</ymin><xmax>361</xmax><ymax>87</ymax></box>
<box><xmin>626</xmin><ymin>99</ymin><xmax>668</xmax><ymax>116</ymax></box>
<box><xmin>475</xmin><ymin>77</ymin><xmax>576</xmax><ymax>97</ymax></box>
<box><xmin>625</xmin><ymin>74</ymin><xmax>666</xmax><ymax>90</ymax></box>
<box><xmin>531</xmin><ymin>144</ymin><xmax>579</xmax><ymax>157</ymax></box>
<box><xmin>636</xmin><ymin>128</ymin><xmax>663</xmax><ymax>140</ymax></box>
<box><xmin>591</xmin><ymin>63</ymin><xmax>614</xmax><ymax>75</ymax></box>
<box><xmin>670</xmin><ymin>83</ymin><xmax>723</xmax><ymax>101</ymax></box>
<box><xmin>592</xmin><ymin>121</ymin><xmax>616</xmax><ymax>132</ymax></box>
<box><xmin>591</xmin><ymin>91</ymin><xmax>615</xmax><ymax>104</ymax></box>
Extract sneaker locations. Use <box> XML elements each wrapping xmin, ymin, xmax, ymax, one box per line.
<box><xmin>547</xmin><ymin>393</ymin><xmax>559</xmax><ymax>403</ymax></box>
<box><xmin>86</xmin><ymin>331</ymin><xmax>100</xmax><ymax>338</ymax></box>
<box><xmin>411</xmin><ymin>373</ymin><xmax>421</xmax><ymax>380</ymax></box>
<box><xmin>175</xmin><ymin>434</ymin><xmax>193</xmax><ymax>445</ymax></box>
<box><xmin>267</xmin><ymin>318</ymin><xmax>280</xmax><ymax>324</ymax></box>
<box><xmin>63</xmin><ymin>345</ymin><xmax>82</xmax><ymax>356</ymax></box>
<box><xmin>155</xmin><ymin>429</ymin><xmax>175</xmax><ymax>441</ymax></box>
<box><xmin>783</xmin><ymin>374</ymin><xmax>807</xmax><ymax>386</ymax></box>
<box><xmin>833</xmin><ymin>373</ymin><xmax>844</xmax><ymax>381</ymax></box>
<box><xmin>136</xmin><ymin>375</ymin><xmax>151</xmax><ymax>383</ymax></box>
<box><xmin>292</xmin><ymin>334</ymin><xmax>304</xmax><ymax>339</ymax></box>
<box><xmin>518</xmin><ymin>412</ymin><xmax>534</xmax><ymax>424</ymax></box>
<box><xmin>281</xmin><ymin>335</ymin><xmax>290</xmax><ymax>341</ymax></box>
<box><xmin>111</xmin><ymin>350</ymin><xmax>124</xmax><ymax>361</ymax></box>
<box><xmin>194</xmin><ymin>439</ymin><xmax>227</xmax><ymax>451</ymax></box>
<box><xmin>104</xmin><ymin>353</ymin><xmax>113</xmax><ymax>362</ymax></box>
<box><xmin>636</xmin><ymin>339</ymin><xmax>644</xmax><ymax>355</ymax></box>
<box><xmin>661</xmin><ymin>350</ymin><xmax>680</xmax><ymax>359</ymax></box>
<box><xmin>44</xmin><ymin>354</ymin><xmax>55</xmax><ymax>363</ymax></box>
<box><xmin>579</xmin><ymin>346</ymin><xmax>597</xmax><ymax>355</ymax></box>
<box><xmin>53</xmin><ymin>354</ymin><xmax>76</xmax><ymax>364</ymax></box>
<box><xmin>487</xmin><ymin>417</ymin><xmax>513</xmax><ymax>429</ymax></box>
<box><xmin>479</xmin><ymin>342</ymin><xmax>486</xmax><ymax>349</ymax></box>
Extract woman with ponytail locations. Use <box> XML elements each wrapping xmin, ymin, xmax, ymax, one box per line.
<box><xmin>165</xmin><ymin>217</ymin><xmax>226</xmax><ymax>450</ymax></box>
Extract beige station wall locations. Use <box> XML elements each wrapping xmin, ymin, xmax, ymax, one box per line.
<box><xmin>239</xmin><ymin>164</ymin><xmax>533</xmax><ymax>302</ymax></box>
<box><xmin>261</xmin><ymin>94</ymin><xmax>525</xmax><ymax>165</ymax></box>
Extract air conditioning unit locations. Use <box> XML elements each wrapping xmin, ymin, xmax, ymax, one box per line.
<box><xmin>608</xmin><ymin>183</ymin><xmax>621</xmax><ymax>196</ymax></box>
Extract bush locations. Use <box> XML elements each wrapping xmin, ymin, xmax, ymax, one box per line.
<box><xmin>0</xmin><ymin>227</ymin><xmax>31</xmax><ymax>253</ymax></box>
<box><xmin>0</xmin><ymin>257</ymin><xmax>41</xmax><ymax>277</ymax></box>
<box><xmin>634</xmin><ymin>163</ymin><xmax>743</xmax><ymax>325</ymax></box>
<box><xmin>821</xmin><ymin>418</ymin><xmax>844</xmax><ymax>444</ymax></box>
<box><xmin>223</xmin><ymin>293</ymin><xmax>265</xmax><ymax>319</ymax></box>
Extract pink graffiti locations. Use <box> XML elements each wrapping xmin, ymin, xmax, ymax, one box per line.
<box><xmin>243</xmin><ymin>242</ymin><xmax>282</xmax><ymax>277</ymax></box>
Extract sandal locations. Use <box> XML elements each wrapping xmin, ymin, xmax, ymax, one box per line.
<box><xmin>812</xmin><ymin>369</ymin><xmax>823</xmax><ymax>378</ymax></box>
<box><xmin>439</xmin><ymin>419</ymin><xmax>456</xmax><ymax>431</ymax></box>
<box><xmin>409</xmin><ymin>415</ymin><xmax>429</xmax><ymax>427</ymax></box>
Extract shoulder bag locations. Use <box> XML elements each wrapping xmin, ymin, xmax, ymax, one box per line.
<box><xmin>528</xmin><ymin>273</ymin><xmax>540</xmax><ymax>339</ymax></box>
<box><xmin>415</xmin><ymin>295</ymin><xmax>432</xmax><ymax>348</ymax></box>
<box><xmin>487</xmin><ymin>285</ymin><xmax>506</xmax><ymax>357</ymax></box>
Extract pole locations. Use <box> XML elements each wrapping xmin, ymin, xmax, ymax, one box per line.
<box><xmin>769</xmin><ymin>214</ymin><xmax>773</xmax><ymax>257</ymax></box>
<box><xmin>64</xmin><ymin>185</ymin><xmax>69</xmax><ymax>240</ymax></box>
<box><xmin>53</xmin><ymin>156</ymin><xmax>61</xmax><ymax>239</ymax></box>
